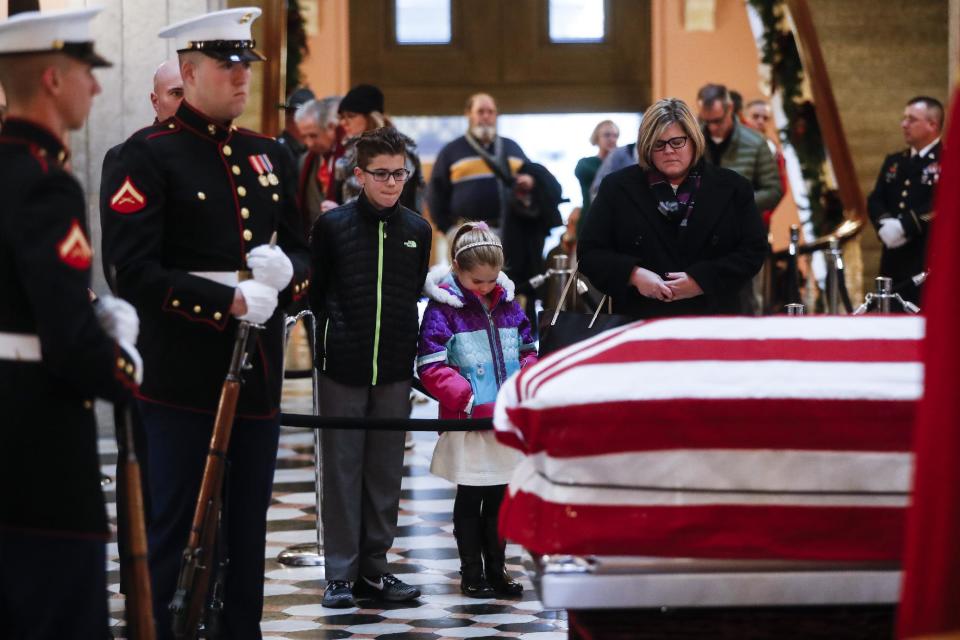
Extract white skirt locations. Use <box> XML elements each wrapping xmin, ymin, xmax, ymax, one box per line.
<box><xmin>430</xmin><ymin>430</ymin><xmax>523</xmax><ymax>486</ymax></box>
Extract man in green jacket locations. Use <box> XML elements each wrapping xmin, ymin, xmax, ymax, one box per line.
<box><xmin>697</xmin><ymin>83</ymin><xmax>783</xmax><ymax>213</ymax></box>
<box><xmin>698</xmin><ymin>84</ymin><xmax>782</xmax><ymax>314</ymax></box>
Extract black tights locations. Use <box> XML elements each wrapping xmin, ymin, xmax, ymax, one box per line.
<box><xmin>453</xmin><ymin>484</ymin><xmax>506</xmax><ymax>521</ymax></box>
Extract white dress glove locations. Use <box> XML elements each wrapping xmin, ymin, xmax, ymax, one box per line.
<box><xmin>94</xmin><ymin>294</ymin><xmax>140</xmax><ymax>345</ymax></box>
<box><xmin>119</xmin><ymin>340</ymin><xmax>144</xmax><ymax>385</ymax></box>
<box><xmin>236</xmin><ymin>280</ymin><xmax>279</xmax><ymax>324</ymax></box>
<box><xmin>247</xmin><ymin>244</ymin><xmax>294</xmax><ymax>291</ymax></box>
<box><xmin>878</xmin><ymin>218</ymin><xmax>908</xmax><ymax>249</ymax></box>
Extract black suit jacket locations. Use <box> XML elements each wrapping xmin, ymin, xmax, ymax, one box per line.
<box><xmin>577</xmin><ymin>162</ymin><xmax>766</xmax><ymax>319</ymax></box>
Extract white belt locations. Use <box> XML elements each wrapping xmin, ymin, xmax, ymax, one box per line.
<box><xmin>189</xmin><ymin>270</ymin><xmax>252</xmax><ymax>287</ymax></box>
<box><xmin>0</xmin><ymin>332</ymin><xmax>42</xmax><ymax>362</ymax></box>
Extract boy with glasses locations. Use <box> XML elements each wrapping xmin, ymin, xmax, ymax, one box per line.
<box><xmin>309</xmin><ymin>127</ymin><xmax>432</xmax><ymax>608</ymax></box>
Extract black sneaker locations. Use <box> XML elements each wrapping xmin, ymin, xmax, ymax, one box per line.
<box><xmin>354</xmin><ymin>573</ymin><xmax>421</xmax><ymax>602</ymax></box>
<box><xmin>322</xmin><ymin>580</ymin><xmax>356</xmax><ymax>608</ymax></box>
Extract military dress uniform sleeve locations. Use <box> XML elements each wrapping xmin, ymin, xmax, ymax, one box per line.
<box><xmin>102</xmin><ymin>137</ymin><xmax>237</xmax><ymax>329</ymax></box>
<box><xmin>867</xmin><ymin>153</ymin><xmax>896</xmax><ymax>230</ymax></box>
<box><xmin>12</xmin><ymin>175</ymin><xmax>138</xmax><ymax>400</ymax></box>
<box><xmin>273</xmin><ymin>144</ymin><xmax>311</xmax><ymax>308</ymax></box>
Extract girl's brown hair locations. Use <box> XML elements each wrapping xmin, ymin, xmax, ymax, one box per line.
<box><xmin>451</xmin><ymin>222</ymin><xmax>504</xmax><ymax>272</ymax></box>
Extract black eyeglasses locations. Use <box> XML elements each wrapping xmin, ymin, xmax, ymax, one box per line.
<box><xmin>652</xmin><ymin>135</ymin><xmax>689</xmax><ymax>152</ymax></box>
<box><xmin>363</xmin><ymin>168</ymin><xmax>410</xmax><ymax>183</ymax></box>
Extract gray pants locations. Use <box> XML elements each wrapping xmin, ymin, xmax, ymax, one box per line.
<box><xmin>319</xmin><ymin>375</ymin><xmax>411</xmax><ymax>581</ymax></box>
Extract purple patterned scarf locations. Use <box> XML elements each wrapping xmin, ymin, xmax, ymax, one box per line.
<box><xmin>646</xmin><ymin>162</ymin><xmax>702</xmax><ymax>228</ymax></box>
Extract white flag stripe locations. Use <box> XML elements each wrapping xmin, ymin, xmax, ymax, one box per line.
<box><xmin>524</xmin><ymin>360</ymin><xmax>922</xmax><ymax>409</ymax></box>
<box><xmin>529</xmin><ymin>449</ymin><xmax>913</xmax><ymax>494</ymax></box>
<box><xmin>522</xmin><ymin>316</ymin><xmax>924</xmax><ymax>397</ymax></box>
<box><xmin>509</xmin><ymin>459</ymin><xmax>909</xmax><ymax>508</ymax></box>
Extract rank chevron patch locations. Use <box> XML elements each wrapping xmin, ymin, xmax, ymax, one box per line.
<box><xmin>58</xmin><ymin>219</ymin><xmax>93</xmax><ymax>270</ymax></box>
<box><xmin>110</xmin><ymin>177</ymin><xmax>146</xmax><ymax>214</ymax></box>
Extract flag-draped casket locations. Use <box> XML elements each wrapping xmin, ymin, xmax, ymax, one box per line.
<box><xmin>494</xmin><ymin>316</ymin><xmax>924</xmax><ymax>562</ymax></box>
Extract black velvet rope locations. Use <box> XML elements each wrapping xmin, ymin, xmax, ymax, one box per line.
<box><xmin>279</xmin><ymin>413</ymin><xmax>493</xmax><ymax>432</ymax></box>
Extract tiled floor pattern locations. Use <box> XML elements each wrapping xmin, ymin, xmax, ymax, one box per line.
<box><xmin>99</xmin><ymin>379</ymin><xmax>567</xmax><ymax>639</ymax></box>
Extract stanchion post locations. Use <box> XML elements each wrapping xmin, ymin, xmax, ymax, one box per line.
<box><xmin>824</xmin><ymin>238</ymin><xmax>841</xmax><ymax>314</ymax></box>
<box><xmin>551</xmin><ymin>254</ymin><xmax>570</xmax><ymax>312</ymax></box>
<box><xmin>278</xmin><ymin>311</ymin><xmax>325</xmax><ymax>567</ymax></box>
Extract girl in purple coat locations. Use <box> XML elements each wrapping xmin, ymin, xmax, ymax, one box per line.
<box><xmin>417</xmin><ymin>222</ymin><xmax>537</xmax><ymax>598</ymax></box>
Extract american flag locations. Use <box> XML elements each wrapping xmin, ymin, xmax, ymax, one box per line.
<box><xmin>494</xmin><ymin>316</ymin><xmax>924</xmax><ymax>562</ymax></box>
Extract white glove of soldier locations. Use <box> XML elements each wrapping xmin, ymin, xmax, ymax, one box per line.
<box><xmin>878</xmin><ymin>218</ymin><xmax>908</xmax><ymax>249</ymax></box>
<box><xmin>247</xmin><ymin>244</ymin><xmax>294</xmax><ymax>291</ymax></box>
<box><xmin>94</xmin><ymin>294</ymin><xmax>140</xmax><ymax>346</ymax></box>
<box><xmin>235</xmin><ymin>279</ymin><xmax>279</xmax><ymax>324</ymax></box>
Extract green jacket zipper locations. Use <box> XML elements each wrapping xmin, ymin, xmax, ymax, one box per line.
<box><xmin>371</xmin><ymin>220</ymin><xmax>385</xmax><ymax>385</ymax></box>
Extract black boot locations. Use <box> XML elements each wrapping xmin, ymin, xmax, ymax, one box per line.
<box><xmin>454</xmin><ymin>517</ymin><xmax>495</xmax><ymax>598</ymax></box>
<box><xmin>481</xmin><ymin>516</ymin><xmax>523</xmax><ymax>597</ymax></box>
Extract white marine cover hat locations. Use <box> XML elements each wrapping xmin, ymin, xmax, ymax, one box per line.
<box><xmin>0</xmin><ymin>7</ymin><xmax>111</xmax><ymax>67</ymax></box>
<box><xmin>158</xmin><ymin>7</ymin><xmax>266</xmax><ymax>63</ymax></box>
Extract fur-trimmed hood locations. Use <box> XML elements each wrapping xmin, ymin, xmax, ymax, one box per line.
<box><xmin>422</xmin><ymin>264</ymin><xmax>515</xmax><ymax>308</ymax></box>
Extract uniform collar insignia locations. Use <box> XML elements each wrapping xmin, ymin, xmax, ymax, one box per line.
<box><xmin>0</xmin><ymin>117</ymin><xmax>69</xmax><ymax>167</ymax></box>
<box><xmin>174</xmin><ymin>101</ymin><xmax>232</xmax><ymax>142</ymax></box>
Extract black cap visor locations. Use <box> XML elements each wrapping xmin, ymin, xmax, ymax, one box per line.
<box><xmin>0</xmin><ymin>41</ymin><xmax>112</xmax><ymax>67</ymax></box>
<box><xmin>180</xmin><ymin>40</ymin><xmax>266</xmax><ymax>63</ymax></box>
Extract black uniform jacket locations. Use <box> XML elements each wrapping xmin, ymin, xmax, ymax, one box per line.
<box><xmin>578</xmin><ymin>162</ymin><xmax>767</xmax><ymax>319</ymax></box>
<box><xmin>867</xmin><ymin>142</ymin><xmax>941</xmax><ymax>302</ymax></box>
<box><xmin>101</xmin><ymin>101</ymin><xmax>310</xmax><ymax>418</ymax></box>
<box><xmin>1</xmin><ymin>118</ymin><xmax>138</xmax><ymax>538</ymax></box>
<box><xmin>309</xmin><ymin>192</ymin><xmax>432</xmax><ymax>387</ymax></box>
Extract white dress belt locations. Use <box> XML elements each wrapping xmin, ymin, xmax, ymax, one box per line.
<box><xmin>189</xmin><ymin>270</ymin><xmax>252</xmax><ymax>287</ymax></box>
<box><xmin>0</xmin><ymin>332</ymin><xmax>42</xmax><ymax>362</ymax></box>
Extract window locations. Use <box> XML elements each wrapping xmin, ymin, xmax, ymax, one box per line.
<box><xmin>549</xmin><ymin>0</ymin><xmax>605</xmax><ymax>43</ymax></box>
<box><xmin>395</xmin><ymin>0</ymin><xmax>451</xmax><ymax>45</ymax></box>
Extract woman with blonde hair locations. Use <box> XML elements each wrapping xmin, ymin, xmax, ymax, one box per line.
<box><xmin>575</xmin><ymin>119</ymin><xmax>619</xmax><ymax>222</ymax></box>
<box><xmin>577</xmin><ymin>97</ymin><xmax>766</xmax><ymax>319</ymax></box>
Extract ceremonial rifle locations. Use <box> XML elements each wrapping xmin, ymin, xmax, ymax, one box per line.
<box><xmin>169</xmin><ymin>232</ymin><xmax>275</xmax><ymax>638</ymax></box>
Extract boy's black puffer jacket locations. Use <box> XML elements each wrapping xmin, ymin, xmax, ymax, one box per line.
<box><xmin>309</xmin><ymin>192</ymin><xmax>432</xmax><ymax>386</ymax></box>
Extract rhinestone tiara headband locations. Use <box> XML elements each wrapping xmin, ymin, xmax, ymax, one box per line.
<box><xmin>454</xmin><ymin>240</ymin><xmax>503</xmax><ymax>259</ymax></box>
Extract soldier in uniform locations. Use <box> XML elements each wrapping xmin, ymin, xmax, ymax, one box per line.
<box><xmin>0</xmin><ymin>8</ymin><xmax>142</xmax><ymax>638</ymax></box>
<box><xmin>868</xmin><ymin>96</ymin><xmax>943</xmax><ymax>305</ymax></box>
<box><xmin>100</xmin><ymin>7</ymin><xmax>310</xmax><ymax>637</ymax></box>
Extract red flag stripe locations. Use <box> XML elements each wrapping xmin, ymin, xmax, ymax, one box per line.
<box><xmin>500</xmin><ymin>489</ymin><xmax>905</xmax><ymax>562</ymax></box>
<box><xmin>503</xmin><ymin>398</ymin><xmax>915</xmax><ymax>455</ymax></box>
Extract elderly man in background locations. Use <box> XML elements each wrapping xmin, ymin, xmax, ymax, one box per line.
<box><xmin>428</xmin><ymin>92</ymin><xmax>532</xmax><ymax>234</ymax></box>
<box><xmin>867</xmin><ymin>96</ymin><xmax>943</xmax><ymax>305</ymax></box>
<box><xmin>296</xmin><ymin>96</ymin><xmax>343</xmax><ymax>229</ymax></box>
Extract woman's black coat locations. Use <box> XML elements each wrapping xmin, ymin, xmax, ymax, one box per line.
<box><xmin>577</xmin><ymin>162</ymin><xmax>767</xmax><ymax>319</ymax></box>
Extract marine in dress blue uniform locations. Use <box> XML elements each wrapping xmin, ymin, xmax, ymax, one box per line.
<box><xmin>867</xmin><ymin>96</ymin><xmax>943</xmax><ymax>306</ymax></box>
<box><xmin>0</xmin><ymin>8</ymin><xmax>142</xmax><ymax>638</ymax></box>
<box><xmin>100</xmin><ymin>8</ymin><xmax>310</xmax><ymax>638</ymax></box>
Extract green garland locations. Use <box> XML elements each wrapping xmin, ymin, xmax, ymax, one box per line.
<box><xmin>286</xmin><ymin>0</ymin><xmax>309</xmax><ymax>94</ymax></box>
<box><xmin>747</xmin><ymin>0</ymin><xmax>842</xmax><ymax>236</ymax></box>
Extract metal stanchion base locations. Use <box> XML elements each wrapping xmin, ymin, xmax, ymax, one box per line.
<box><xmin>277</xmin><ymin>543</ymin><xmax>325</xmax><ymax>566</ymax></box>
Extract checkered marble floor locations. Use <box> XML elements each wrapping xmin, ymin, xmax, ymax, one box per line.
<box><xmin>99</xmin><ymin>378</ymin><xmax>568</xmax><ymax>639</ymax></box>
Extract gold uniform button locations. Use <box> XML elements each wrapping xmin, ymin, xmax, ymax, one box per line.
<box><xmin>272</xmin><ymin>193</ymin><xmax>279</xmax><ymax>202</ymax></box>
<box><xmin>223</xmin><ymin>145</ymin><xmax>233</xmax><ymax>156</ymax></box>
<box><xmin>197</xmin><ymin>191</ymin><xmax>206</xmax><ymax>201</ymax></box>
<box><xmin>901</xmin><ymin>190</ymin><xmax>908</xmax><ymax>197</ymax></box>
<box><xmin>241</xmin><ymin>207</ymin><xmax>250</xmax><ymax>219</ymax></box>
<box><xmin>243</xmin><ymin>229</ymin><xmax>253</xmax><ymax>241</ymax></box>
<box><xmin>904</xmin><ymin>179</ymin><xmax>911</xmax><ymax>186</ymax></box>
<box><xmin>238</xmin><ymin>186</ymin><xmax>247</xmax><ymax>197</ymax></box>
<box><xmin>168</xmin><ymin>123</ymin><xmax>175</xmax><ymax>129</ymax></box>
<box><xmin>117</xmin><ymin>357</ymin><xmax>126</xmax><ymax>368</ymax></box>
<box><xmin>207</xmin><ymin>124</ymin><xmax>217</xmax><ymax>135</ymax></box>
<box><xmin>232</xmin><ymin>165</ymin><xmax>241</xmax><ymax>176</ymax></box>
<box><xmin>172</xmin><ymin>299</ymin><xmax>181</xmax><ymax>308</ymax></box>
<box><xmin>193</xmin><ymin>305</ymin><xmax>202</xmax><ymax>313</ymax></box>
<box><xmin>214</xmin><ymin>311</ymin><xmax>223</xmax><ymax>321</ymax></box>
<box><xmin>83</xmin><ymin>400</ymin><xmax>93</xmax><ymax>410</ymax></box>
<box><xmin>294</xmin><ymin>284</ymin><xmax>300</xmax><ymax>293</ymax></box>
<box><xmin>900</xmin><ymin>202</ymin><xmax>906</xmax><ymax>209</ymax></box>
<box><xmin>125</xmin><ymin>364</ymin><xmax>134</xmax><ymax>375</ymax></box>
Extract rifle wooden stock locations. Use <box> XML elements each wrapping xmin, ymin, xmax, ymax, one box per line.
<box><xmin>171</xmin><ymin>322</ymin><xmax>254</xmax><ymax>639</ymax></box>
<box><xmin>116</xmin><ymin>403</ymin><xmax>156</xmax><ymax>640</ymax></box>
